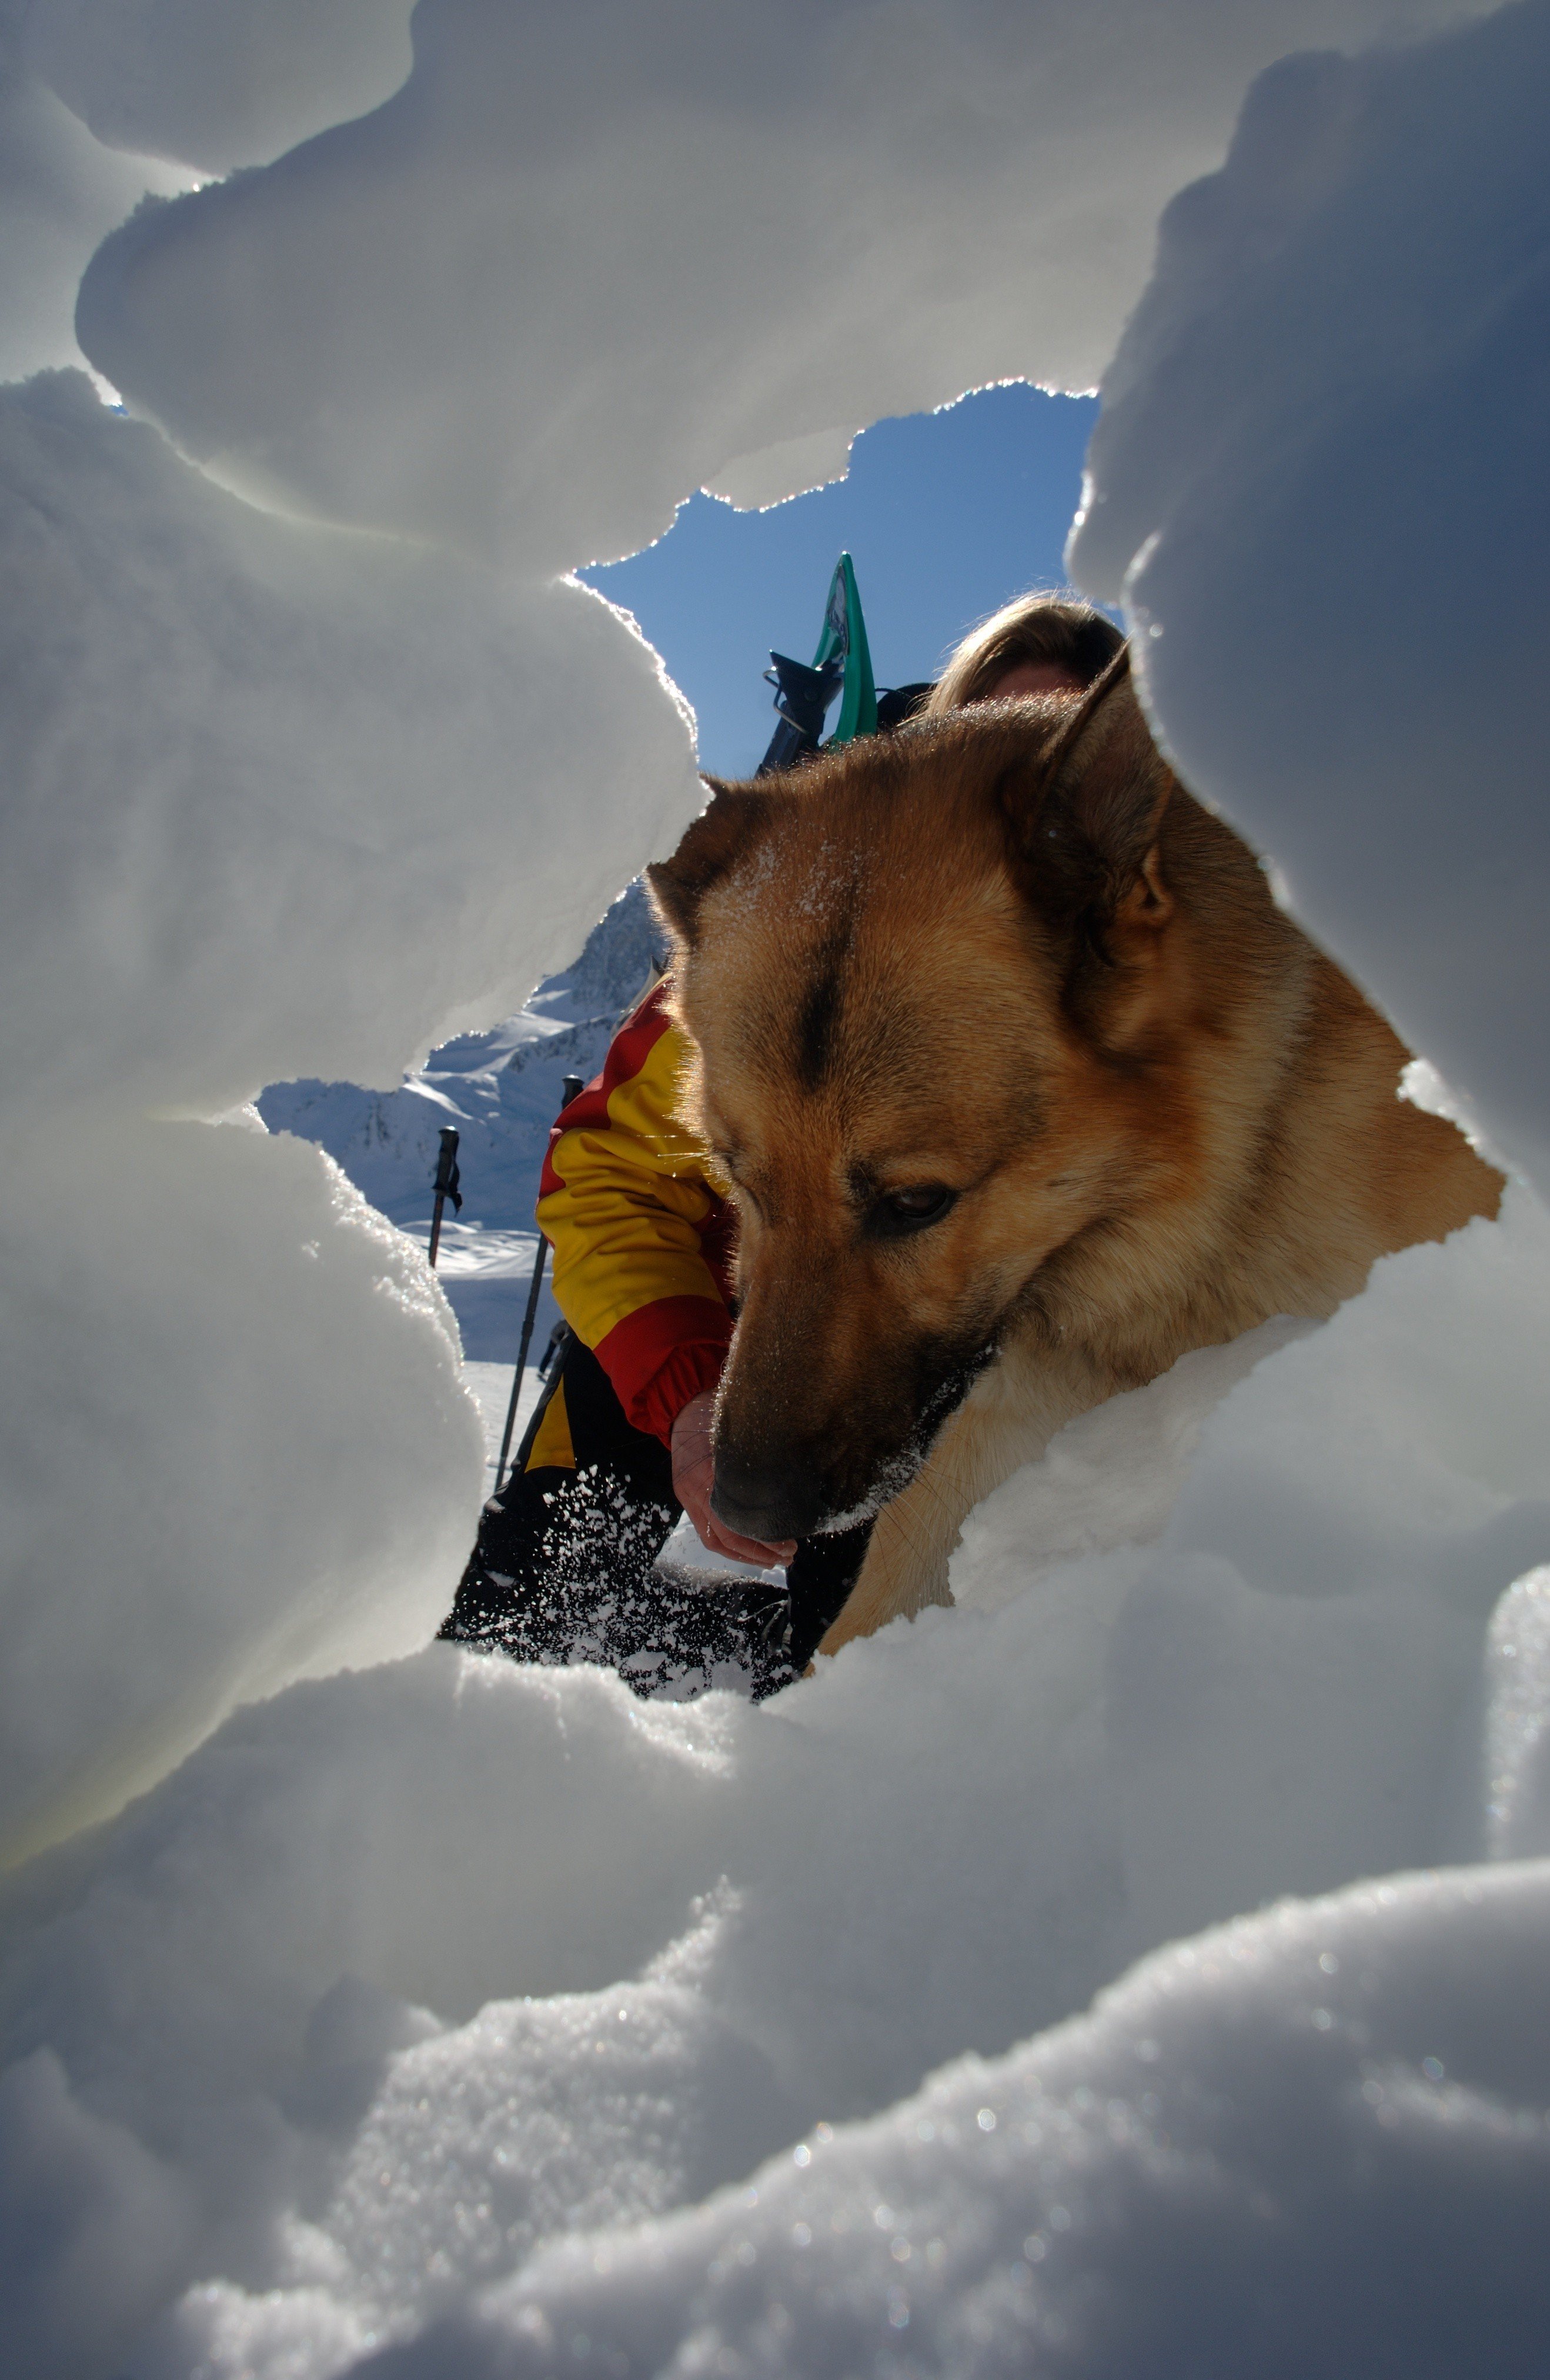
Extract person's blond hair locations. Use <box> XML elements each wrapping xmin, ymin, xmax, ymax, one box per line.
<box><xmin>924</xmin><ymin>592</ymin><xmax>1123</xmax><ymax>715</ymax></box>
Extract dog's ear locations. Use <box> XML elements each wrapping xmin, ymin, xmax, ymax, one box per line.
<box><xmin>1001</xmin><ymin>650</ymin><xmax>1175</xmax><ymax>937</ymax></box>
<box><xmin>1047</xmin><ymin>650</ymin><xmax>1173</xmax><ymax>897</ymax></box>
<box><xmin>647</xmin><ymin>779</ymin><xmax>774</xmax><ymax>946</ymax></box>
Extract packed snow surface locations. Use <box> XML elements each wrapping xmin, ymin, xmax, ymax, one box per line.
<box><xmin>1069</xmin><ymin>0</ymin><xmax>1550</xmax><ymax>1199</ymax></box>
<box><xmin>72</xmin><ymin>0</ymin><xmax>1486</xmax><ymax>566</ymax></box>
<box><xmin>4</xmin><ymin>1195</ymin><xmax>1550</xmax><ymax>2375</ymax></box>
<box><xmin>3</xmin><ymin>0</ymin><xmax>1550</xmax><ymax>2372</ymax></box>
<box><xmin>24</xmin><ymin>0</ymin><xmax>415</xmax><ymax>171</ymax></box>
<box><xmin>0</xmin><ymin>62</ymin><xmax>185</xmax><ymax>383</ymax></box>
<box><xmin>0</xmin><ymin>378</ymin><xmax>697</xmax><ymax>1124</ymax></box>
<box><xmin>1</xmin><ymin>0</ymin><xmax>411</xmax><ymax>380</ymax></box>
<box><xmin>0</xmin><ymin>366</ymin><xmax>697</xmax><ymax>1865</ymax></box>
<box><xmin>0</xmin><ymin>1109</ymin><xmax>482</xmax><ymax>1872</ymax></box>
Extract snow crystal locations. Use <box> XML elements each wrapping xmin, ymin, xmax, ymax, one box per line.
<box><xmin>329</xmin><ymin>1859</ymin><xmax>1550</xmax><ymax>2380</ymax></box>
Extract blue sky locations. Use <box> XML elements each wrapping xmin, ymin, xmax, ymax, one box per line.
<box><xmin>582</xmin><ymin>382</ymin><xmax>1101</xmax><ymax>780</ymax></box>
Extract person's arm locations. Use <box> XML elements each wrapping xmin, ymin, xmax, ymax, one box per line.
<box><xmin>539</xmin><ymin>986</ymin><xmax>792</xmax><ymax>1563</ymax></box>
<box><xmin>538</xmin><ymin>984</ymin><xmax>733</xmax><ymax>1445</ymax></box>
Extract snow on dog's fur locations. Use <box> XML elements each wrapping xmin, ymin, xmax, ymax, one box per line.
<box><xmin>647</xmin><ymin>657</ymin><xmax>1501</xmax><ymax>1650</ymax></box>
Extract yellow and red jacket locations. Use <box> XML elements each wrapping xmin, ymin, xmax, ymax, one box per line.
<box><xmin>536</xmin><ymin>983</ymin><xmax>735</xmax><ymax>1445</ymax></box>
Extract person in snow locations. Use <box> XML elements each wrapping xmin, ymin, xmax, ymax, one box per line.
<box><xmin>440</xmin><ymin>594</ymin><xmax>1124</xmax><ymax>1694</ymax></box>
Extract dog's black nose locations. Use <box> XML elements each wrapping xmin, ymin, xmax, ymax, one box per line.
<box><xmin>711</xmin><ymin>1448</ymin><xmax>824</xmax><ymax>1545</ymax></box>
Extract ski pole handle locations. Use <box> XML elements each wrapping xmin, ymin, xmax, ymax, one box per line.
<box><xmin>427</xmin><ymin>1125</ymin><xmax>461</xmax><ymax>1269</ymax></box>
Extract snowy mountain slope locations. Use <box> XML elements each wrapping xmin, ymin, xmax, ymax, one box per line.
<box><xmin>259</xmin><ymin>880</ymin><xmax>660</xmax><ymax>1358</ymax></box>
<box><xmin>259</xmin><ymin>879</ymin><xmax>660</xmax><ymax>1238</ymax></box>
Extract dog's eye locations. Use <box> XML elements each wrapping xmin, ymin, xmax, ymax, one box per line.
<box><xmin>877</xmin><ymin>1184</ymin><xmax>956</xmax><ymax>1233</ymax></box>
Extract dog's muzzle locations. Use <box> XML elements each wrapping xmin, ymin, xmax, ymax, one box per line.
<box><xmin>712</xmin><ymin>1336</ymin><xmax>1000</xmax><ymax>1544</ymax></box>
<box><xmin>710</xmin><ymin>1451</ymin><xmax>826</xmax><ymax>1546</ymax></box>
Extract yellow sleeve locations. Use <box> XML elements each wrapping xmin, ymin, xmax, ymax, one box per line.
<box><xmin>536</xmin><ymin>993</ymin><xmax>736</xmax><ymax>1440</ymax></box>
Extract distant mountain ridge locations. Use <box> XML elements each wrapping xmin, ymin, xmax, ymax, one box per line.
<box><xmin>259</xmin><ymin>877</ymin><xmax>659</xmax><ymax>1235</ymax></box>
<box><xmin>259</xmin><ymin>880</ymin><xmax>659</xmax><ymax>1360</ymax></box>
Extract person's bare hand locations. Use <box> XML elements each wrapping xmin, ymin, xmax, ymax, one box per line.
<box><xmin>669</xmin><ymin>1390</ymin><xmax>797</xmax><ymax>1567</ymax></box>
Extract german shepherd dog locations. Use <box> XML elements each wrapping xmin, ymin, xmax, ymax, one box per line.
<box><xmin>647</xmin><ymin>656</ymin><xmax>1500</xmax><ymax>1657</ymax></box>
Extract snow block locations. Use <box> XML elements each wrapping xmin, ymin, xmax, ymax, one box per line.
<box><xmin>1070</xmin><ymin>0</ymin><xmax>1550</xmax><ymax>1197</ymax></box>
<box><xmin>0</xmin><ymin>371</ymin><xmax>701</xmax><ymax>1124</ymax></box>
<box><xmin>0</xmin><ymin>1114</ymin><xmax>482</xmax><ymax>1864</ymax></box>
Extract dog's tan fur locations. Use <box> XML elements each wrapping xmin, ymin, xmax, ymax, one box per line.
<box><xmin>648</xmin><ymin>661</ymin><xmax>1500</xmax><ymax>1654</ymax></box>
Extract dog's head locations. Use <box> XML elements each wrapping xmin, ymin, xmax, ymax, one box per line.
<box><xmin>647</xmin><ymin>657</ymin><xmax>1260</xmax><ymax>1542</ymax></box>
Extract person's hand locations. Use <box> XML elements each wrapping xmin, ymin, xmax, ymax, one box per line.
<box><xmin>669</xmin><ymin>1390</ymin><xmax>797</xmax><ymax>1568</ymax></box>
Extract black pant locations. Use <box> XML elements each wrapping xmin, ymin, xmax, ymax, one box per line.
<box><xmin>440</xmin><ymin>1333</ymin><xmax>871</xmax><ymax>1700</ymax></box>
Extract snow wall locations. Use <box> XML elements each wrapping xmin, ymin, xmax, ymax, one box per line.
<box><xmin>4</xmin><ymin>0</ymin><xmax>1550</xmax><ymax>2372</ymax></box>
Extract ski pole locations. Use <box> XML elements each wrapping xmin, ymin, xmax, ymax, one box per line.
<box><xmin>494</xmin><ymin>1074</ymin><xmax>584</xmax><ymax>1493</ymax></box>
<box><xmin>427</xmin><ymin>1126</ymin><xmax>462</xmax><ymax>1268</ymax></box>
